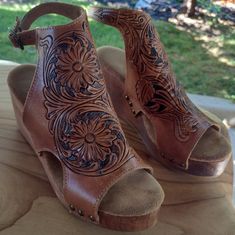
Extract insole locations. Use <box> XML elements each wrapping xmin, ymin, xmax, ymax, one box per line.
<box><xmin>8</xmin><ymin>64</ymin><xmax>164</xmax><ymax>216</ymax></box>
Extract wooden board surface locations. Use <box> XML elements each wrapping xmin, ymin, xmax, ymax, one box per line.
<box><xmin>0</xmin><ymin>63</ymin><xmax>235</xmax><ymax>235</ymax></box>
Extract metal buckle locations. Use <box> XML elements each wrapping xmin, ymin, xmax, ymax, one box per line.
<box><xmin>9</xmin><ymin>17</ymin><xmax>24</xmax><ymax>50</ymax></box>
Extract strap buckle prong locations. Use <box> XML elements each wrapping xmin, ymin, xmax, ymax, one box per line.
<box><xmin>9</xmin><ymin>17</ymin><xmax>24</xmax><ymax>50</ymax></box>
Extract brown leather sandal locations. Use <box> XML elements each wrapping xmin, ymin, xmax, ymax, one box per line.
<box><xmin>7</xmin><ymin>3</ymin><xmax>164</xmax><ymax>231</ymax></box>
<box><xmin>88</xmin><ymin>7</ymin><xmax>232</xmax><ymax>177</ymax></box>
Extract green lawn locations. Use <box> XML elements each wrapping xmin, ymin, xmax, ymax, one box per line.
<box><xmin>0</xmin><ymin>0</ymin><xmax>234</xmax><ymax>101</ymax></box>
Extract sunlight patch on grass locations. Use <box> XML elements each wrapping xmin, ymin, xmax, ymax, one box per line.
<box><xmin>219</xmin><ymin>57</ymin><xmax>234</xmax><ymax>67</ymax></box>
<box><xmin>170</xmin><ymin>12</ymin><xmax>235</xmax><ymax>68</ymax></box>
<box><xmin>0</xmin><ymin>3</ymin><xmax>33</xmax><ymax>12</ymax></box>
<box><xmin>226</xmin><ymin>39</ymin><xmax>235</xmax><ymax>46</ymax></box>
<box><xmin>194</xmin><ymin>34</ymin><xmax>235</xmax><ymax>67</ymax></box>
<box><xmin>0</xmin><ymin>0</ymin><xmax>92</xmax><ymax>12</ymax></box>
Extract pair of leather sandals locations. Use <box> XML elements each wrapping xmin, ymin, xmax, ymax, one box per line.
<box><xmin>7</xmin><ymin>2</ymin><xmax>232</xmax><ymax>231</ymax></box>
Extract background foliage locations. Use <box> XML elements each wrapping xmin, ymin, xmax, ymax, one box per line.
<box><xmin>0</xmin><ymin>0</ymin><xmax>234</xmax><ymax>101</ymax></box>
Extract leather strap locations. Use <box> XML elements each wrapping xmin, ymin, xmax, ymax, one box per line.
<box><xmin>89</xmin><ymin>7</ymin><xmax>220</xmax><ymax>169</ymax></box>
<box><xmin>13</xmin><ymin>3</ymin><xmax>152</xmax><ymax>223</ymax></box>
<box><xmin>9</xmin><ymin>2</ymin><xmax>83</xmax><ymax>49</ymax></box>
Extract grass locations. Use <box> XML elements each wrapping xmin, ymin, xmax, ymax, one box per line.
<box><xmin>0</xmin><ymin>0</ymin><xmax>234</xmax><ymax>101</ymax></box>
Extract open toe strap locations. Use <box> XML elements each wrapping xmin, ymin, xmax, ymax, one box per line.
<box><xmin>88</xmin><ymin>7</ymin><xmax>221</xmax><ymax>170</ymax></box>
<box><xmin>62</xmin><ymin>151</ymin><xmax>151</xmax><ymax>223</ymax></box>
<box><xmin>8</xmin><ymin>3</ymin><xmax>153</xmax><ymax>223</ymax></box>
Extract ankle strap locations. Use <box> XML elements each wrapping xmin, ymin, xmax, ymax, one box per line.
<box><xmin>9</xmin><ymin>2</ymin><xmax>84</xmax><ymax>50</ymax></box>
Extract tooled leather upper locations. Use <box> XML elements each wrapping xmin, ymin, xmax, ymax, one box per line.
<box><xmin>11</xmin><ymin>4</ymin><xmax>151</xmax><ymax>223</ymax></box>
<box><xmin>40</xmin><ymin>26</ymin><xmax>135</xmax><ymax>176</ymax></box>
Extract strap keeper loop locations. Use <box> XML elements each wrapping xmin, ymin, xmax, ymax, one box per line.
<box><xmin>9</xmin><ymin>17</ymin><xmax>24</xmax><ymax>50</ymax></box>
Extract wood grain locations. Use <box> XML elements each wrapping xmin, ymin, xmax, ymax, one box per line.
<box><xmin>0</xmin><ymin>63</ymin><xmax>234</xmax><ymax>235</ymax></box>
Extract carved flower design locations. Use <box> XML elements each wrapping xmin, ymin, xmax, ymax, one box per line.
<box><xmin>69</xmin><ymin>117</ymin><xmax>116</xmax><ymax>163</ymax></box>
<box><xmin>55</xmin><ymin>44</ymin><xmax>100</xmax><ymax>90</ymax></box>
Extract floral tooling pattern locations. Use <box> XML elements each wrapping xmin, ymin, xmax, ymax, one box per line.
<box><xmin>55</xmin><ymin>45</ymin><xmax>101</xmax><ymax>90</ymax></box>
<box><xmin>69</xmin><ymin>116</ymin><xmax>116</xmax><ymax>163</ymax></box>
<box><xmin>40</xmin><ymin>25</ymin><xmax>133</xmax><ymax>176</ymax></box>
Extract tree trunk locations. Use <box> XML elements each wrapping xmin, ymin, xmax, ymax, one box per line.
<box><xmin>182</xmin><ymin>0</ymin><xmax>197</xmax><ymax>17</ymax></box>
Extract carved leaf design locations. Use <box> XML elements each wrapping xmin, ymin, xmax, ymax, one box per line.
<box><xmin>108</xmin><ymin>9</ymin><xmax>202</xmax><ymax>142</ymax></box>
<box><xmin>41</xmin><ymin>27</ymin><xmax>133</xmax><ymax>176</ymax></box>
<box><xmin>136</xmin><ymin>78</ymin><xmax>155</xmax><ymax>106</ymax></box>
